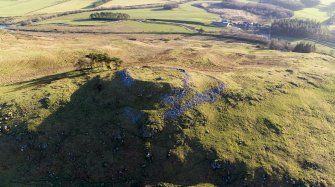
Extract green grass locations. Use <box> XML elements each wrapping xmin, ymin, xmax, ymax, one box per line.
<box><xmin>101</xmin><ymin>0</ymin><xmax>172</xmax><ymax>7</ymax></box>
<box><xmin>292</xmin><ymin>0</ymin><xmax>335</xmax><ymax>22</ymax></box>
<box><xmin>32</xmin><ymin>2</ymin><xmax>222</xmax><ymax>33</ymax></box>
<box><xmin>1</xmin><ymin>32</ymin><xmax>335</xmax><ymax>186</ymax></box>
<box><xmin>39</xmin><ymin>2</ymin><xmax>220</xmax><ymax>25</ymax></box>
<box><xmin>294</xmin><ymin>8</ymin><xmax>329</xmax><ymax>22</ymax></box>
<box><xmin>0</xmin><ymin>0</ymin><xmax>102</xmax><ymax>16</ymax></box>
<box><xmin>114</xmin><ymin>21</ymin><xmax>193</xmax><ymax>33</ymax></box>
<box><xmin>34</xmin><ymin>0</ymin><xmax>98</xmax><ymax>14</ymax></box>
<box><xmin>0</xmin><ymin>0</ymin><xmax>64</xmax><ymax>16</ymax></box>
<box><xmin>25</xmin><ymin>20</ymin><xmax>194</xmax><ymax>34</ymax></box>
<box><xmin>1</xmin><ymin>50</ymin><xmax>335</xmax><ymax>185</ymax></box>
<box><xmin>278</xmin><ymin>37</ymin><xmax>335</xmax><ymax>56</ymax></box>
<box><xmin>238</xmin><ymin>0</ymin><xmax>335</xmax><ymax>27</ymax></box>
<box><xmin>294</xmin><ymin>40</ymin><xmax>335</xmax><ymax>55</ymax></box>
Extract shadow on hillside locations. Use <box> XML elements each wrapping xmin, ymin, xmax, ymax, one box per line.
<box><xmin>8</xmin><ymin>71</ymin><xmax>85</xmax><ymax>92</ymax></box>
<box><xmin>0</xmin><ymin>73</ymin><xmax>231</xmax><ymax>186</ymax></box>
<box><xmin>0</xmin><ymin>71</ymin><xmax>299</xmax><ymax>186</ymax></box>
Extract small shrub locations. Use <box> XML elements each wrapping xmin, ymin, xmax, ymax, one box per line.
<box><xmin>31</xmin><ymin>17</ymin><xmax>42</xmax><ymax>22</ymax></box>
<box><xmin>20</xmin><ymin>20</ymin><xmax>32</xmax><ymax>26</ymax></box>
<box><xmin>197</xmin><ymin>28</ymin><xmax>205</xmax><ymax>33</ymax></box>
<box><xmin>293</xmin><ymin>42</ymin><xmax>316</xmax><ymax>53</ymax></box>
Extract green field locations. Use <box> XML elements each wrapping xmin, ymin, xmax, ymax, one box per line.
<box><xmin>29</xmin><ymin>20</ymin><xmax>194</xmax><ymax>33</ymax></box>
<box><xmin>238</xmin><ymin>0</ymin><xmax>335</xmax><ymax>24</ymax></box>
<box><xmin>32</xmin><ymin>2</ymin><xmax>222</xmax><ymax>32</ymax></box>
<box><xmin>34</xmin><ymin>0</ymin><xmax>98</xmax><ymax>14</ymax></box>
<box><xmin>0</xmin><ymin>0</ymin><xmax>173</xmax><ymax>16</ymax></box>
<box><xmin>0</xmin><ymin>0</ymin><xmax>218</xmax><ymax>17</ymax></box>
<box><xmin>293</xmin><ymin>0</ymin><xmax>335</xmax><ymax>22</ymax></box>
<box><xmin>0</xmin><ymin>0</ymin><xmax>65</xmax><ymax>16</ymax></box>
<box><xmin>40</xmin><ymin>2</ymin><xmax>220</xmax><ymax>25</ymax></box>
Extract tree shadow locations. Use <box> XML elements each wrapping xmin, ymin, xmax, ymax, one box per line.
<box><xmin>151</xmin><ymin>8</ymin><xmax>169</xmax><ymax>11</ymax></box>
<box><xmin>7</xmin><ymin>71</ymin><xmax>84</xmax><ymax>92</ymax></box>
<box><xmin>73</xmin><ymin>19</ymin><xmax>117</xmax><ymax>23</ymax></box>
<box><xmin>0</xmin><ymin>72</ymin><xmax>235</xmax><ymax>186</ymax></box>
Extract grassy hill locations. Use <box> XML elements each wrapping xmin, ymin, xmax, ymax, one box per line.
<box><xmin>0</xmin><ymin>0</ymin><xmax>335</xmax><ymax>185</ymax></box>
<box><xmin>0</xmin><ymin>32</ymin><xmax>334</xmax><ymax>186</ymax></box>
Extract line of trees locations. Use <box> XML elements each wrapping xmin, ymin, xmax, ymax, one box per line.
<box><xmin>90</xmin><ymin>12</ymin><xmax>130</xmax><ymax>20</ymax></box>
<box><xmin>219</xmin><ymin>0</ymin><xmax>294</xmax><ymax>19</ymax></box>
<box><xmin>271</xmin><ymin>19</ymin><xmax>323</xmax><ymax>38</ymax></box>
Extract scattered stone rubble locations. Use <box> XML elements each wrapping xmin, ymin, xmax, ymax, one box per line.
<box><xmin>165</xmin><ymin>83</ymin><xmax>225</xmax><ymax>119</ymax></box>
<box><xmin>160</xmin><ymin>68</ymin><xmax>226</xmax><ymax>119</ymax></box>
<box><xmin>161</xmin><ymin>69</ymin><xmax>191</xmax><ymax>105</ymax></box>
<box><xmin>118</xmin><ymin>69</ymin><xmax>135</xmax><ymax>87</ymax></box>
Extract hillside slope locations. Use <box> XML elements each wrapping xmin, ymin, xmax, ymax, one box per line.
<box><xmin>1</xmin><ymin>62</ymin><xmax>335</xmax><ymax>186</ymax></box>
<box><xmin>0</xmin><ymin>33</ymin><xmax>334</xmax><ymax>186</ymax></box>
